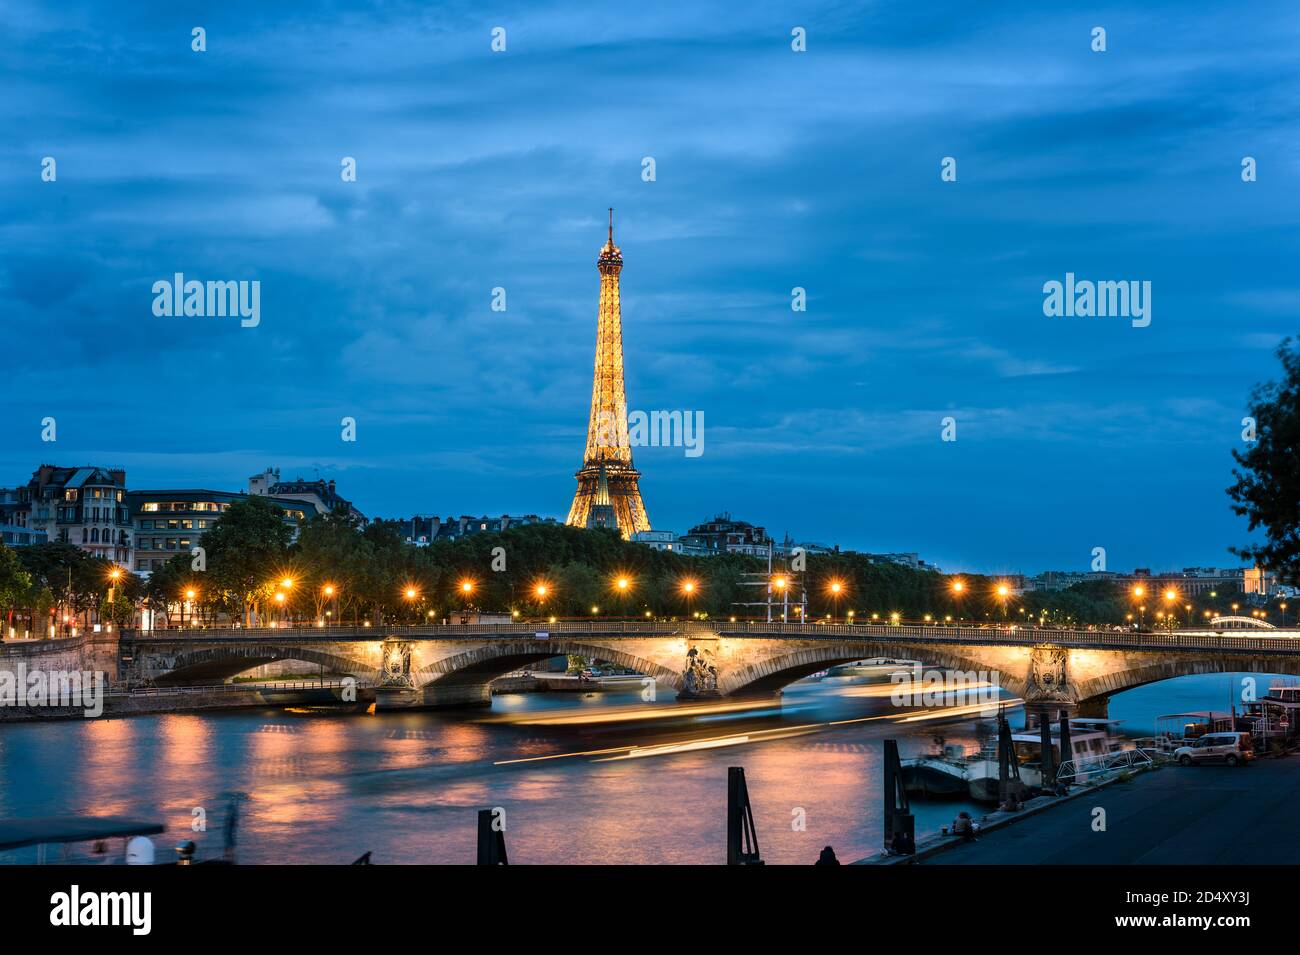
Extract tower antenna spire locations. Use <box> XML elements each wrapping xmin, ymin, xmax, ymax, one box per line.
<box><xmin>608</xmin><ymin>207</ymin><xmax>614</xmax><ymax>242</ymax></box>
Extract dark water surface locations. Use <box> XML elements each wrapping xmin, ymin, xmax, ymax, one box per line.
<box><xmin>0</xmin><ymin>670</ymin><xmax>1287</xmax><ymax>864</ymax></box>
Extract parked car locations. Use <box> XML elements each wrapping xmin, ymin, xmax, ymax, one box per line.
<box><xmin>1173</xmin><ymin>732</ymin><xmax>1254</xmax><ymax>766</ymax></box>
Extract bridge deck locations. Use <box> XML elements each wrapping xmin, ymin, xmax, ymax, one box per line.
<box><xmin>120</xmin><ymin>621</ymin><xmax>1300</xmax><ymax>655</ymax></box>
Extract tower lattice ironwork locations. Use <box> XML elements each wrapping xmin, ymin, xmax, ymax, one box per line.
<box><xmin>566</xmin><ymin>209</ymin><xmax>651</xmax><ymax>538</ymax></box>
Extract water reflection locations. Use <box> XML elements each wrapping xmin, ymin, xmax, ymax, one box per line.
<box><xmin>0</xmin><ymin>670</ymin><xmax>1277</xmax><ymax>864</ymax></box>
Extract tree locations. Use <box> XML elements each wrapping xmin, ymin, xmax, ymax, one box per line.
<box><xmin>201</xmin><ymin>496</ymin><xmax>294</xmax><ymax>626</ymax></box>
<box><xmin>16</xmin><ymin>542</ymin><xmax>117</xmax><ymax>626</ymax></box>
<box><xmin>0</xmin><ymin>543</ymin><xmax>33</xmax><ymax>631</ymax></box>
<box><xmin>1228</xmin><ymin>338</ymin><xmax>1300</xmax><ymax>584</ymax></box>
<box><xmin>144</xmin><ymin>553</ymin><xmax>196</xmax><ymax>628</ymax></box>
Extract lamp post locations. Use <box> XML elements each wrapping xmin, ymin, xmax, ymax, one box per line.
<box><xmin>322</xmin><ymin>583</ymin><xmax>338</xmax><ymax>626</ymax></box>
<box><xmin>614</xmin><ymin>576</ymin><xmax>631</xmax><ymax>617</ymax></box>
<box><xmin>681</xmin><ymin>579</ymin><xmax>698</xmax><ymax>618</ymax></box>
<box><xmin>458</xmin><ymin>580</ymin><xmax>475</xmax><ymax>622</ymax></box>
<box><xmin>1132</xmin><ymin>585</ymin><xmax>1146</xmax><ymax>629</ymax></box>
<box><xmin>534</xmin><ymin>582</ymin><xmax>550</xmax><ymax>620</ymax></box>
<box><xmin>951</xmin><ymin>580</ymin><xmax>965</xmax><ymax>623</ymax></box>
<box><xmin>772</xmin><ymin>575</ymin><xmax>788</xmax><ymax>623</ymax></box>
<box><xmin>827</xmin><ymin>579</ymin><xmax>844</xmax><ymax>624</ymax></box>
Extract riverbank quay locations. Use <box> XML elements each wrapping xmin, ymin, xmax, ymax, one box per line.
<box><xmin>0</xmin><ymin>680</ymin><xmax>371</xmax><ymax>722</ymax></box>
<box><xmin>899</xmin><ymin>754</ymin><xmax>1300</xmax><ymax>865</ymax></box>
<box><xmin>860</xmin><ymin>766</ymin><xmax>1145</xmax><ymax>865</ymax></box>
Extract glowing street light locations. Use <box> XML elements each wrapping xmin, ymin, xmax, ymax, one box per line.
<box><xmin>680</xmin><ymin>578</ymin><xmax>698</xmax><ymax>617</ymax></box>
<box><xmin>826</xmin><ymin>578</ymin><xmax>846</xmax><ymax>623</ymax></box>
<box><xmin>1132</xmin><ymin>585</ymin><xmax>1148</xmax><ymax>629</ymax></box>
<box><xmin>771</xmin><ymin>575</ymin><xmax>790</xmax><ymax>623</ymax></box>
<box><xmin>995</xmin><ymin>583</ymin><xmax>1010</xmax><ymax>621</ymax></box>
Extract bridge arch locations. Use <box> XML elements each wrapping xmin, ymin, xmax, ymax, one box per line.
<box><xmin>1074</xmin><ymin>654</ymin><xmax>1300</xmax><ymax>706</ymax></box>
<box><xmin>413</xmin><ymin>640</ymin><xmax>683</xmax><ymax>692</ymax></box>
<box><xmin>154</xmin><ymin>643</ymin><xmax>375</xmax><ymax>685</ymax></box>
<box><xmin>1208</xmin><ymin>615</ymin><xmax>1276</xmax><ymax>629</ymax></box>
<box><xmin>717</xmin><ymin>640</ymin><xmax>1029</xmax><ymax>700</ymax></box>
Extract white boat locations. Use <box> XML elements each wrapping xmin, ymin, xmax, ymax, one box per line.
<box><xmin>817</xmin><ymin>658</ymin><xmax>921</xmax><ymax>681</ymax></box>
<box><xmin>902</xmin><ymin>737</ymin><xmax>998</xmax><ymax>799</ymax></box>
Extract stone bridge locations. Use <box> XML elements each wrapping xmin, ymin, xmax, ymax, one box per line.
<box><xmin>99</xmin><ymin>620</ymin><xmax>1300</xmax><ymax>714</ymax></box>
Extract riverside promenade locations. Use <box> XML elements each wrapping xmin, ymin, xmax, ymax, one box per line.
<box><xmin>916</xmin><ymin>758</ymin><xmax>1300</xmax><ymax>865</ymax></box>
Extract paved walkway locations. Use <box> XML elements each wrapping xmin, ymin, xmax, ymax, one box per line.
<box><xmin>930</xmin><ymin>757</ymin><xmax>1300</xmax><ymax>864</ymax></box>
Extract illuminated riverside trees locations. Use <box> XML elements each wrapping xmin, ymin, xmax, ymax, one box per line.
<box><xmin>4</xmin><ymin>499</ymin><xmax>1269</xmax><ymax>630</ymax></box>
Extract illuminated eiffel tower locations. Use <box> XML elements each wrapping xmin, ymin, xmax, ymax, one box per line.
<box><xmin>565</xmin><ymin>210</ymin><xmax>651</xmax><ymax>538</ymax></box>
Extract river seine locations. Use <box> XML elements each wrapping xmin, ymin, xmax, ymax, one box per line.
<box><xmin>0</xmin><ymin>670</ymin><xmax>1280</xmax><ymax>864</ymax></box>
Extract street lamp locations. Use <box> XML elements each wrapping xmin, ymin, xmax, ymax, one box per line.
<box><xmin>458</xmin><ymin>579</ymin><xmax>475</xmax><ymax>619</ymax></box>
<box><xmin>995</xmin><ymin>583</ymin><xmax>1009</xmax><ymax>621</ymax></box>
<box><xmin>613</xmin><ymin>575</ymin><xmax>632</xmax><ymax>616</ymax></box>
<box><xmin>680</xmin><ymin>579</ymin><xmax>698</xmax><ymax>617</ymax></box>
<box><xmin>182</xmin><ymin>587</ymin><xmax>197</xmax><ymax>628</ymax></box>
<box><xmin>1132</xmin><ymin>585</ymin><xmax>1147</xmax><ymax>629</ymax></box>
<box><xmin>772</xmin><ymin>575</ymin><xmax>789</xmax><ymax>623</ymax></box>
<box><xmin>402</xmin><ymin>585</ymin><xmax>419</xmax><ymax>624</ymax></box>
<box><xmin>827</xmin><ymin>578</ymin><xmax>845</xmax><ymax>623</ymax></box>
<box><xmin>950</xmin><ymin>579</ymin><xmax>966</xmax><ymax>622</ymax></box>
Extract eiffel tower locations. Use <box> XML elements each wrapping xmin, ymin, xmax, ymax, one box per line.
<box><xmin>565</xmin><ymin>210</ymin><xmax>651</xmax><ymax>538</ymax></box>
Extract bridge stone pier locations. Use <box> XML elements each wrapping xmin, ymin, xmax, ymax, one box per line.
<box><xmin>102</xmin><ymin>621</ymin><xmax>1300</xmax><ymax>713</ymax></box>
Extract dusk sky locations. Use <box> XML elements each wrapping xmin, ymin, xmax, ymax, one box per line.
<box><xmin>2</xmin><ymin>0</ymin><xmax>1297</xmax><ymax>575</ymax></box>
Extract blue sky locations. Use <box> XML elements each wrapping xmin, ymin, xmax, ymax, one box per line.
<box><xmin>2</xmin><ymin>0</ymin><xmax>1297</xmax><ymax>574</ymax></box>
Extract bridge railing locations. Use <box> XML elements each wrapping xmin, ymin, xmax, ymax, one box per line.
<box><xmin>721</xmin><ymin>621</ymin><xmax>1300</xmax><ymax>653</ymax></box>
<box><xmin>125</xmin><ymin>621</ymin><xmax>693</xmax><ymax>641</ymax></box>
<box><xmin>118</xmin><ymin>620</ymin><xmax>1300</xmax><ymax>655</ymax></box>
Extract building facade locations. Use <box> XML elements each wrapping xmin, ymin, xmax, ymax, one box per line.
<box><xmin>248</xmin><ymin>468</ymin><xmax>362</xmax><ymax>519</ymax></box>
<box><xmin>680</xmin><ymin>514</ymin><xmax>773</xmax><ymax>559</ymax></box>
<box><xmin>8</xmin><ymin>465</ymin><xmax>132</xmax><ymax>565</ymax></box>
<box><xmin>129</xmin><ymin>489</ymin><xmax>309</xmax><ymax>574</ymax></box>
<box><xmin>402</xmin><ymin>513</ymin><xmax>559</xmax><ymax>546</ymax></box>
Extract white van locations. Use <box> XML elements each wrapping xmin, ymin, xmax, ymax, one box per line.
<box><xmin>1173</xmin><ymin>732</ymin><xmax>1254</xmax><ymax>767</ymax></box>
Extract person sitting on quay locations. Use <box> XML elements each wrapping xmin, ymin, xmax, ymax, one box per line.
<box><xmin>953</xmin><ymin>811</ymin><xmax>978</xmax><ymax>842</ymax></box>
